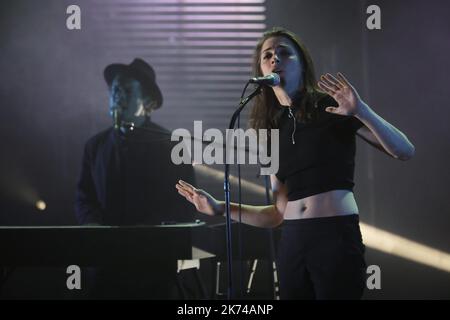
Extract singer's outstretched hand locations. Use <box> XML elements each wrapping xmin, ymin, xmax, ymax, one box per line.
<box><xmin>317</xmin><ymin>72</ymin><xmax>367</xmax><ymax>116</ymax></box>
<box><xmin>176</xmin><ymin>180</ymin><xmax>223</xmax><ymax>216</ymax></box>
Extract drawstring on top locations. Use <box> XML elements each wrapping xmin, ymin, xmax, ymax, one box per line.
<box><xmin>287</xmin><ymin>107</ymin><xmax>296</xmax><ymax>145</ymax></box>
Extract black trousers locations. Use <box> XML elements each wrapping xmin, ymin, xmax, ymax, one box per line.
<box><xmin>276</xmin><ymin>214</ymin><xmax>366</xmax><ymax>300</ymax></box>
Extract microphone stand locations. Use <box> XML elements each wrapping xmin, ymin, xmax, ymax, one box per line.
<box><xmin>224</xmin><ymin>84</ymin><xmax>262</xmax><ymax>299</ymax></box>
<box><xmin>264</xmin><ymin>174</ymin><xmax>279</xmax><ymax>300</ymax></box>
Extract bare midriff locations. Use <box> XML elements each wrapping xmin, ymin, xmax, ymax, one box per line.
<box><xmin>283</xmin><ymin>189</ymin><xmax>359</xmax><ymax>220</ymax></box>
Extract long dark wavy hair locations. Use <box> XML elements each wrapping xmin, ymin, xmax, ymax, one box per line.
<box><xmin>248</xmin><ymin>27</ymin><xmax>326</xmax><ymax>130</ymax></box>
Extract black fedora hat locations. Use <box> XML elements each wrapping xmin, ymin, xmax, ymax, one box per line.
<box><xmin>104</xmin><ymin>58</ymin><xmax>163</xmax><ymax>109</ymax></box>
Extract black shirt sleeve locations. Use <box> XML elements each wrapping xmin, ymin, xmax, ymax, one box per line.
<box><xmin>348</xmin><ymin>116</ymin><xmax>365</xmax><ymax>133</ymax></box>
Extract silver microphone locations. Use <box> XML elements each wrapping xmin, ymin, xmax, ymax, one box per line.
<box><xmin>249</xmin><ymin>73</ymin><xmax>281</xmax><ymax>86</ymax></box>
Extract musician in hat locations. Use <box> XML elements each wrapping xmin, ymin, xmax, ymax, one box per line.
<box><xmin>75</xmin><ymin>58</ymin><xmax>195</xmax><ymax>226</ymax></box>
<box><xmin>74</xmin><ymin>58</ymin><xmax>196</xmax><ymax>299</ymax></box>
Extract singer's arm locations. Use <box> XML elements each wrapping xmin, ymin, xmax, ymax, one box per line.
<box><xmin>176</xmin><ymin>175</ymin><xmax>287</xmax><ymax>228</ymax></box>
<box><xmin>355</xmin><ymin>102</ymin><xmax>415</xmax><ymax>160</ymax></box>
<box><xmin>75</xmin><ymin>143</ymin><xmax>103</xmax><ymax>225</ymax></box>
<box><xmin>317</xmin><ymin>72</ymin><xmax>415</xmax><ymax>160</ymax></box>
<box><xmin>219</xmin><ymin>175</ymin><xmax>287</xmax><ymax>228</ymax></box>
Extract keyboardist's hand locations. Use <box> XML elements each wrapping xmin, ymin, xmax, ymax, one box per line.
<box><xmin>176</xmin><ymin>180</ymin><xmax>224</xmax><ymax>216</ymax></box>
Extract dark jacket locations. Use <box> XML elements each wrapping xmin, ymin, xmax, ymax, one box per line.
<box><xmin>75</xmin><ymin>121</ymin><xmax>195</xmax><ymax>225</ymax></box>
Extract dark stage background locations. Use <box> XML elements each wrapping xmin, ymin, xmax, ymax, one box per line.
<box><xmin>0</xmin><ymin>0</ymin><xmax>449</xmax><ymax>299</ymax></box>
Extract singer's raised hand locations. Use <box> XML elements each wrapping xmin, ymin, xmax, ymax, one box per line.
<box><xmin>176</xmin><ymin>180</ymin><xmax>223</xmax><ymax>216</ymax></box>
<box><xmin>317</xmin><ymin>72</ymin><xmax>367</xmax><ymax>116</ymax></box>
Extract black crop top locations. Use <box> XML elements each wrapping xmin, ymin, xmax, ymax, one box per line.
<box><xmin>274</xmin><ymin>95</ymin><xmax>364</xmax><ymax>201</ymax></box>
